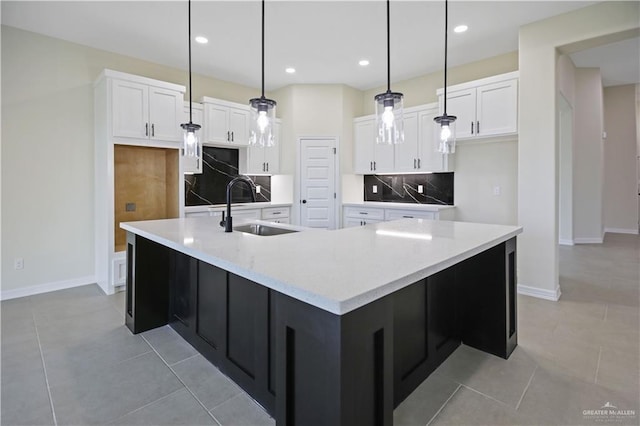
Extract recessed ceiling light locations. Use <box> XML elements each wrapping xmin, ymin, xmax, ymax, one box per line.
<box><xmin>195</xmin><ymin>36</ymin><xmax>208</xmax><ymax>44</ymax></box>
<box><xmin>359</xmin><ymin>59</ymin><xmax>370</xmax><ymax>66</ymax></box>
<box><xmin>285</xmin><ymin>67</ymin><xmax>296</xmax><ymax>74</ymax></box>
<box><xmin>454</xmin><ymin>25</ymin><xmax>468</xmax><ymax>33</ymax></box>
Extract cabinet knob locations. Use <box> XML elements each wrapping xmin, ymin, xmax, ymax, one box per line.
<box><xmin>302</xmin><ymin>199</ymin><xmax>307</xmax><ymax>204</ymax></box>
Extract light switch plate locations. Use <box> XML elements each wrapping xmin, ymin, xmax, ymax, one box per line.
<box><xmin>418</xmin><ymin>185</ymin><xmax>424</xmax><ymax>194</ymax></box>
<box><xmin>372</xmin><ymin>185</ymin><xmax>378</xmax><ymax>194</ymax></box>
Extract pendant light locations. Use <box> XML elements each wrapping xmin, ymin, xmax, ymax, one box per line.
<box><xmin>434</xmin><ymin>0</ymin><xmax>457</xmax><ymax>154</ymax></box>
<box><xmin>374</xmin><ymin>0</ymin><xmax>404</xmax><ymax>145</ymax></box>
<box><xmin>181</xmin><ymin>0</ymin><xmax>201</xmax><ymax>159</ymax></box>
<box><xmin>249</xmin><ymin>0</ymin><xmax>277</xmax><ymax>147</ymax></box>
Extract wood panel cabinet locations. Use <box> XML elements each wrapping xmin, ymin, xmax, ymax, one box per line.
<box><xmin>95</xmin><ymin>69</ymin><xmax>185</xmax><ymax>296</ymax></box>
<box><xmin>437</xmin><ymin>72</ymin><xmax>518</xmax><ymax>141</ymax></box>
<box><xmin>201</xmin><ymin>97</ymin><xmax>250</xmax><ymax>146</ymax></box>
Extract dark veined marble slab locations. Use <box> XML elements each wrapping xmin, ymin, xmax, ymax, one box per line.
<box><xmin>185</xmin><ymin>146</ymin><xmax>271</xmax><ymax>206</ymax></box>
<box><xmin>364</xmin><ymin>173</ymin><xmax>453</xmax><ymax>205</ymax></box>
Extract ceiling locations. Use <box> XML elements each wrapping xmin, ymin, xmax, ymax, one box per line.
<box><xmin>569</xmin><ymin>36</ymin><xmax>640</xmax><ymax>87</ymax></box>
<box><xmin>5</xmin><ymin>1</ymin><xmax>633</xmax><ymax>92</ymax></box>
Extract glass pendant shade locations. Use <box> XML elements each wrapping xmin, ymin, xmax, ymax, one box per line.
<box><xmin>434</xmin><ymin>114</ymin><xmax>457</xmax><ymax>154</ymax></box>
<box><xmin>249</xmin><ymin>97</ymin><xmax>276</xmax><ymax>147</ymax></box>
<box><xmin>181</xmin><ymin>122</ymin><xmax>201</xmax><ymax>158</ymax></box>
<box><xmin>375</xmin><ymin>91</ymin><xmax>405</xmax><ymax>144</ymax></box>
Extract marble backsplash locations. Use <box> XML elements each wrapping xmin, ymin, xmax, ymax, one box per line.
<box><xmin>364</xmin><ymin>173</ymin><xmax>454</xmax><ymax>205</ymax></box>
<box><xmin>185</xmin><ymin>146</ymin><xmax>271</xmax><ymax>206</ymax></box>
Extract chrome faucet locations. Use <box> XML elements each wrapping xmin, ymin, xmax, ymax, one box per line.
<box><xmin>220</xmin><ymin>176</ymin><xmax>257</xmax><ymax>232</ymax></box>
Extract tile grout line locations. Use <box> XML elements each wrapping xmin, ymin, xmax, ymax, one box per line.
<box><xmin>594</xmin><ymin>346</ymin><xmax>603</xmax><ymax>384</ymax></box>
<box><xmin>108</xmin><ymin>387</ymin><xmax>186</xmax><ymax>423</ymax></box>
<box><xmin>141</xmin><ymin>334</ymin><xmax>222</xmax><ymax>425</ymax></box>
<box><xmin>426</xmin><ymin>384</ymin><xmax>461</xmax><ymax>426</ymax></box>
<box><xmin>459</xmin><ymin>383</ymin><xmax>514</xmax><ymax>408</ymax></box>
<box><xmin>168</xmin><ymin>352</ymin><xmax>201</xmax><ymax>368</ymax></box>
<box><xmin>32</xmin><ymin>312</ymin><xmax>58</xmax><ymax>426</ymax></box>
<box><xmin>515</xmin><ymin>365</ymin><xmax>538</xmax><ymax>411</ymax></box>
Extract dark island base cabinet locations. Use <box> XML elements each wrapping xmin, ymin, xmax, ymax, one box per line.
<box><xmin>125</xmin><ymin>232</ymin><xmax>517</xmax><ymax>426</ymax></box>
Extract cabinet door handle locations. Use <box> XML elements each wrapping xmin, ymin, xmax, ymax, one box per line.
<box><xmin>145</xmin><ymin>123</ymin><xmax>149</xmax><ymax>136</ymax></box>
<box><xmin>471</xmin><ymin>122</ymin><xmax>474</xmax><ymax>134</ymax></box>
<box><xmin>266</xmin><ymin>162</ymin><xmax>269</xmax><ymax>172</ymax></box>
<box><xmin>231</xmin><ymin>131</ymin><xmax>234</xmax><ymax>142</ymax></box>
<box><xmin>374</xmin><ymin>161</ymin><xmax>377</xmax><ymax>171</ymax></box>
<box><xmin>403</xmin><ymin>215</ymin><xmax>413</xmax><ymax>218</ymax></box>
<box><xmin>370</xmin><ymin>161</ymin><xmax>373</xmax><ymax>171</ymax></box>
<box><xmin>272</xmin><ymin>211</ymin><xmax>281</xmax><ymax>215</ymax></box>
<box><xmin>151</xmin><ymin>124</ymin><xmax>155</xmax><ymax>137</ymax></box>
<box><xmin>359</xmin><ymin>212</ymin><xmax>368</xmax><ymax>215</ymax></box>
<box><xmin>414</xmin><ymin>158</ymin><xmax>417</xmax><ymax>169</ymax></box>
<box><xmin>418</xmin><ymin>158</ymin><xmax>421</xmax><ymax>168</ymax></box>
<box><xmin>227</xmin><ymin>131</ymin><xmax>230</xmax><ymax>142</ymax></box>
<box><xmin>477</xmin><ymin>121</ymin><xmax>480</xmax><ymax>134</ymax></box>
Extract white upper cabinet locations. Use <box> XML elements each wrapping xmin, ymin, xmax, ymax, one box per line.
<box><xmin>394</xmin><ymin>112</ymin><xmax>419</xmax><ymax>172</ymax></box>
<box><xmin>182</xmin><ymin>102</ymin><xmax>204</xmax><ymax>174</ymax></box>
<box><xmin>417</xmin><ymin>106</ymin><xmax>448</xmax><ymax>172</ymax></box>
<box><xmin>201</xmin><ymin>97</ymin><xmax>250</xmax><ymax>146</ymax></box>
<box><xmin>438</xmin><ymin>71</ymin><xmax>518</xmax><ymax>141</ymax></box>
<box><xmin>242</xmin><ymin>120</ymin><xmax>281</xmax><ymax>174</ymax></box>
<box><xmin>110</xmin><ymin>73</ymin><xmax>184</xmax><ymax>143</ymax></box>
<box><xmin>353</xmin><ymin>117</ymin><xmax>394</xmax><ymax>174</ymax></box>
<box><xmin>353</xmin><ymin>105</ymin><xmax>449</xmax><ymax>174</ymax></box>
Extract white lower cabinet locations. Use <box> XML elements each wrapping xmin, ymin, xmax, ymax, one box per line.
<box><xmin>343</xmin><ymin>206</ymin><xmax>385</xmax><ymax>227</ymax></box>
<box><xmin>343</xmin><ymin>205</ymin><xmax>453</xmax><ymax>228</ymax></box>
<box><xmin>262</xmin><ymin>206</ymin><xmax>290</xmax><ymax>224</ymax></box>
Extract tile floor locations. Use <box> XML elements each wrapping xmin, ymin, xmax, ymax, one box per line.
<box><xmin>1</xmin><ymin>233</ymin><xmax>638</xmax><ymax>425</ymax></box>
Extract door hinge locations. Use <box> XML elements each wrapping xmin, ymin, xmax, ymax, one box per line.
<box><xmin>333</xmin><ymin>147</ymin><xmax>336</xmax><ymax>154</ymax></box>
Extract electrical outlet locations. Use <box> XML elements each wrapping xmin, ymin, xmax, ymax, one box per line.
<box><xmin>493</xmin><ymin>186</ymin><xmax>501</xmax><ymax>196</ymax></box>
<box><xmin>372</xmin><ymin>185</ymin><xmax>378</xmax><ymax>194</ymax></box>
<box><xmin>256</xmin><ymin>185</ymin><xmax>261</xmax><ymax>194</ymax></box>
<box><xmin>417</xmin><ymin>185</ymin><xmax>424</xmax><ymax>194</ymax></box>
<box><xmin>14</xmin><ymin>258</ymin><xmax>24</xmax><ymax>270</ymax></box>
<box><xmin>125</xmin><ymin>202</ymin><xmax>136</xmax><ymax>212</ymax></box>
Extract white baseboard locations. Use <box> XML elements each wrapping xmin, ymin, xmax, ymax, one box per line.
<box><xmin>517</xmin><ymin>284</ymin><xmax>561</xmax><ymax>301</ymax></box>
<box><xmin>559</xmin><ymin>239</ymin><xmax>574</xmax><ymax>246</ymax></box>
<box><xmin>573</xmin><ymin>237</ymin><xmax>603</xmax><ymax>244</ymax></box>
<box><xmin>604</xmin><ymin>227</ymin><xmax>639</xmax><ymax>235</ymax></box>
<box><xmin>1</xmin><ymin>275</ymin><xmax>96</xmax><ymax>301</ymax></box>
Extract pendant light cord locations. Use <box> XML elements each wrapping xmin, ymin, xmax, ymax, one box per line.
<box><xmin>188</xmin><ymin>0</ymin><xmax>193</xmax><ymax>124</ymax></box>
<box><xmin>443</xmin><ymin>0</ymin><xmax>448</xmax><ymax>115</ymax></box>
<box><xmin>261</xmin><ymin>0</ymin><xmax>265</xmax><ymax>98</ymax></box>
<box><xmin>386</xmin><ymin>0</ymin><xmax>391</xmax><ymax>92</ymax></box>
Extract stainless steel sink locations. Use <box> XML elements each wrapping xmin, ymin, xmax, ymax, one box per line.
<box><xmin>234</xmin><ymin>223</ymin><xmax>298</xmax><ymax>236</ymax></box>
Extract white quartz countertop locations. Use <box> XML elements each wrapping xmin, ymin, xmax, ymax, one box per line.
<box><xmin>185</xmin><ymin>202</ymin><xmax>292</xmax><ymax>213</ymax></box>
<box><xmin>121</xmin><ymin>218</ymin><xmax>521</xmax><ymax>315</ymax></box>
<box><xmin>343</xmin><ymin>202</ymin><xmax>455</xmax><ymax>211</ymax></box>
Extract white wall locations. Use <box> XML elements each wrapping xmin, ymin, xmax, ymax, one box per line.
<box><xmin>1</xmin><ymin>26</ymin><xmax>260</xmax><ymax>296</ymax></box>
<box><xmin>271</xmin><ymin>84</ymin><xmax>363</xmax><ymax>224</ymax></box>
<box><xmin>453</xmin><ymin>140</ymin><xmax>518</xmax><ymax>225</ymax></box>
<box><xmin>603</xmin><ymin>84</ymin><xmax>639</xmax><ymax>234</ymax></box>
<box><xmin>518</xmin><ymin>1</ymin><xmax>639</xmax><ymax>300</ymax></box>
<box><xmin>573</xmin><ymin>68</ymin><xmax>605</xmax><ymax>243</ymax></box>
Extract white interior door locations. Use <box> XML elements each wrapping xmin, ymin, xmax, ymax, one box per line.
<box><xmin>300</xmin><ymin>138</ymin><xmax>336</xmax><ymax>229</ymax></box>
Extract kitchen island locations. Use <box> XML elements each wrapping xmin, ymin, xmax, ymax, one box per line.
<box><xmin>121</xmin><ymin>218</ymin><xmax>522</xmax><ymax>426</ymax></box>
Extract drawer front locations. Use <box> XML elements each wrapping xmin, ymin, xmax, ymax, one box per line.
<box><xmin>262</xmin><ymin>207</ymin><xmax>290</xmax><ymax>220</ymax></box>
<box><xmin>344</xmin><ymin>207</ymin><xmax>385</xmax><ymax>220</ymax></box>
<box><xmin>384</xmin><ymin>209</ymin><xmax>436</xmax><ymax>221</ymax></box>
<box><xmin>231</xmin><ymin>209</ymin><xmax>261</xmax><ymax>220</ymax></box>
